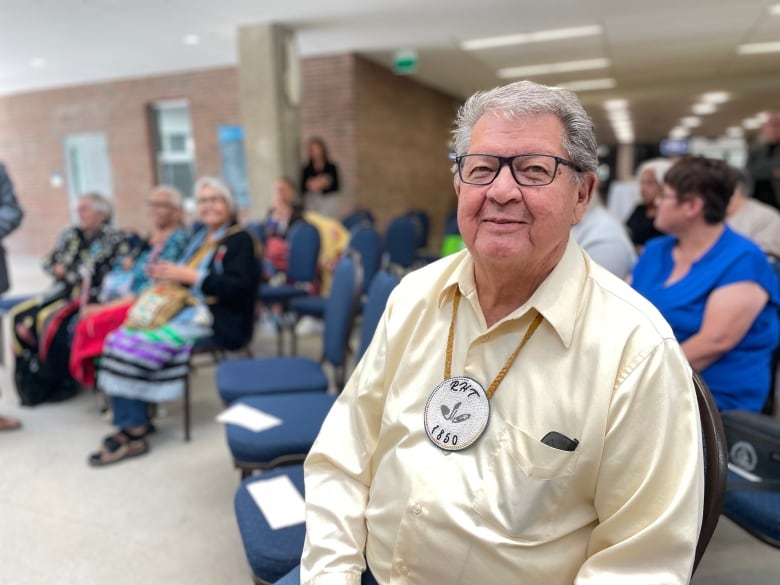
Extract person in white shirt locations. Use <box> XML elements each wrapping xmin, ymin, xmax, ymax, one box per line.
<box><xmin>572</xmin><ymin>195</ymin><xmax>636</xmax><ymax>279</ymax></box>
<box><xmin>301</xmin><ymin>80</ymin><xmax>703</xmax><ymax>585</ymax></box>
<box><xmin>727</xmin><ymin>167</ymin><xmax>780</xmax><ymax>262</ymax></box>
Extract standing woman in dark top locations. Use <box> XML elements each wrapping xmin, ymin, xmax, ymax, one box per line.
<box><xmin>301</xmin><ymin>137</ymin><xmax>341</xmax><ymax>218</ymax></box>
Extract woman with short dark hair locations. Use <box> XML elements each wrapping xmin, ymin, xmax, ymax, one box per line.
<box><xmin>632</xmin><ymin>155</ymin><xmax>780</xmax><ymax>411</ymax></box>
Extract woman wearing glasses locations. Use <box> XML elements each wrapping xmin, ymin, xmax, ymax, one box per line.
<box><xmin>632</xmin><ymin>156</ymin><xmax>780</xmax><ymax>412</ymax></box>
<box><xmin>88</xmin><ymin>176</ymin><xmax>260</xmax><ymax>466</ymax></box>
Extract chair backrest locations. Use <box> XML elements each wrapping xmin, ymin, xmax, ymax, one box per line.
<box><xmin>357</xmin><ymin>268</ymin><xmax>401</xmax><ymax>361</ymax></box>
<box><xmin>348</xmin><ymin>226</ymin><xmax>382</xmax><ymax>295</ymax></box>
<box><xmin>322</xmin><ymin>251</ymin><xmax>363</xmax><ymax>370</ymax></box>
<box><xmin>342</xmin><ymin>209</ymin><xmax>375</xmax><ymax>231</ymax></box>
<box><xmin>692</xmin><ymin>371</ymin><xmax>728</xmax><ymax>573</ymax></box>
<box><xmin>286</xmin><ymin>221</ymin><xmax>321</xmax><ymax>283</ymax></box>
<box><xmin>405</xmin><ymin>209</ymin><xmax>430</xmax><ymax>249</ymax></box>
<box><xmin>384</xmin><ymin>215</ymin><xmax>417</xmax><ymax>269</ymax></box>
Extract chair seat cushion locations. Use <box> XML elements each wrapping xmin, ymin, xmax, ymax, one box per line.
<box><xmin>289</xmin><ymin>296</ymin><xmax>326</xmax><ymax>318</ymax></box>
<box><xmin>723</xmin><ymin>470</ymin><xmax>780</xmax><ymax>547</ymax></box>
<box><xmin>216</xmin><ymin>357</ymin><xmax>329</xmax><ymax>404</ymax></box>
<box><xmin>235</xmin><ymin>465</ymin><xmax>306</xmax><ymax>583</ymax></box>
<box><xmin>227</xmin><ymin>393</ymin><xmax>337</xmax><ymax>464</ymax></box>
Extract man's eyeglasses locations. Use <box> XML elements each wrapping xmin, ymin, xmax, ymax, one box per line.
<box><xmin>196</xmin><ymin>196</ymin><xmax>224</xmax><ymax>206</ymax></box>
<box><xmin>455</xmin><ymin>153</ymin><xmax>582</xmax><ymax>187</ymax></box>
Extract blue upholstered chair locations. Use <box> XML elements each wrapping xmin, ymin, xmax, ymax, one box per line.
<box><xmin>288</xmin><ymin>227</ymin><xmax>382</xmax><ymax>340</ymax></box>
<box><xmin>226</xmin><ymin>392</ymin><xmax>337</xmax><ymax>479</ymax></box>
<box><xmin>383</xmin><ymin>215</ymin><xmax>417</xmax><ymax>270</ymax></box>
<box><xmin>258</xmin><ymin>221</ymin><xmax>321</xmax><ymax>355</ymax></box>
<box><xmin>217</xmin><ymin>253</ymin><xmax>362</xmax><ymax>405</ymax></box>
<box><xmin>723</xmin><ymin>470</ymin><xmax>780</xmax><ymax>548</ymax></box>
<box><xmin>235</xmin><ymin>465</ymin><xmax>307</xmax><ymax>584</ymax></box>
<box><xmin>357</xmin><ymin>268</ymin><xmax>401</xmax><ymax>360</ymax></box>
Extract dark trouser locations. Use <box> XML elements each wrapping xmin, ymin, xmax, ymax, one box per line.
<box><xmin>111</xmin><ymin>396</ymin><xmax>149</xmax><ymax>429</ymax></box>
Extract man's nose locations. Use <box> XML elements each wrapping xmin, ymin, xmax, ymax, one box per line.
<box><xmin>487</xmin><ymin>164</ymin><xmax>521</xmax><ymax>203</ymax></box>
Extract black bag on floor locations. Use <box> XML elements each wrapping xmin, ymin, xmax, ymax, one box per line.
<box><xmin>721</xmin><ymin>409</ymin><xmax>780</xmax><ymax>480</ymax></box>
<box><xmin>14</xmin><ymin>311</ymin><xmax>80</xmax><ymax>406</ymax></box>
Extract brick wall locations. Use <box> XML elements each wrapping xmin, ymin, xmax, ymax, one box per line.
<box><xmin>0</xmin><ymin>67</ymin><xmax>241</xmax><ymax>255</ymax></box>
<box><xmin>0</xmin><ymin>57</ymin><xmax>462</xmax><ymax>257</ymax></box>
<box><xmin>353</xmin><ymin>57</ymin><xmax>460</xmax><ymax>249</ymax></box>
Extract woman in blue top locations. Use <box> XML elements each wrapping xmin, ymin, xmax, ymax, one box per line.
<box><xmin>632</xmin><ymin>156</ymin><xmax>780</xmax><ymax>412</ymax></box>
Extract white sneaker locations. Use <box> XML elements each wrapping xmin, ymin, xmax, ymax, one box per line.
<box><xmin>295</xmin><ymin>316</ymin><xmax>324</xmax><ymax>336</ymax></box>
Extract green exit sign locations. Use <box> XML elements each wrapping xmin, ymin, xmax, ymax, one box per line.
<box><xmin>393</xmin><ymin>50</ymin><xmax>418</xmax><ymax>75</ymax></box>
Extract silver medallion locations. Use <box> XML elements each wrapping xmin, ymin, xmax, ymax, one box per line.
<box><xmin>424</xmin><ymin>376</ymin><xmax>490</xmax><ymax>451</ymax></box>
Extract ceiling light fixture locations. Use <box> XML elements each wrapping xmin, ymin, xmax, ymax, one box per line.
<box><xmin>769</xmin><ymin>3</ymin><xmax>780</xmax><ymax>15</ymax></box>
<box><xmin>603</xmin><ymin>99</ymin><xmax>628</xmax><ymax>111</ymax></box>
<box><xmin>725</xmin><ymin>126</ymin><xmax>744</xmax><ymax>138</ymax></box>
<box><xmin>498</xmin><ymin>58</ymin><xmax>609</xmax><ymax>78</ymax></box>
<box><xmin>701</xmin><ymin>91</ymin><xmax>730</xmax><ymax>104</ymax></box>
<box><xmin>692</xmin><ymin>103</ymin><xmax>717</xmax><ymax>115</ymax></box>
<box><xmin>737</xmin><ymin>41</ymin><xmax>780</xmax><ymax>54</ymax></box>
<box><xmin>742</xmin><ymin>118</ymin><xmax>762</xmax><ymax>130</ymax></box>
<box><xmin>669</xmin><ymin>127</ymin><xmax>690</xmax><ymax>139</ymax></box>
<box><xmin>461</xmin><ymin>25</ymin><xmax>602</xmax><ymax>50</ymax></box>
<box><xmin>681</xmin><ymin>116</ymin><xmax>701</xmax><ymax>127</ymax></box>
<box><xmin>558</xmin><ymin>78</ymin><xmax>616</xmax><ymax>91</ymax></box>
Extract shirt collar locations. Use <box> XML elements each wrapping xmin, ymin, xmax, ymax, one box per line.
<box><xmin>438</xmin><ymin>237</ymin><xmax>587</xmax><ymax>349</ymax></box>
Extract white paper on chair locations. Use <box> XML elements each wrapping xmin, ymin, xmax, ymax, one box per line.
<box><xmin>215</xmin><ymin>403</ymin><xmax>283</xmax><ymax>433</ymax></box>
<box><xmin>247</xmin><ymin>474</ymin><xmax>307</xmax><ymax>530</ymax></box>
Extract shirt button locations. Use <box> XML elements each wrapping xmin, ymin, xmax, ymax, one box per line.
<box><xmin>412</xmin><ymin>504</ymin><xmax>422</xmax><ymax>515</ymax></box>
<box><xmin>401</xmin><ymin>566</ymin><xmax>409</xmax><ymax>576</ymax></box>
<box><xmin>480</xmin><ymin>334</ymin><xmax>488</xmax><ymax>342</ymax></box>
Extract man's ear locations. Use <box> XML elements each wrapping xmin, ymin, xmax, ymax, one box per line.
<box><xmin>572</xmin><ymin>172</ymin><xmax>597</xmax><ymax>224</ymax></box>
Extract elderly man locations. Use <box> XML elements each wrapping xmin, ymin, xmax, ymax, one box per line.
<box><xmin>301</xmin><ymin>81</ymin><xmax>703</xmax><ymax>585</ymax></box>
<box><xmin>746</xmin><ymin>111</ymin><xmax>780</xmax><ymax>211</ymax></box>
<box><xmin>625</xmin><ymin>157</ymin><xmax>673</xmax><ymax>250</ymax></box>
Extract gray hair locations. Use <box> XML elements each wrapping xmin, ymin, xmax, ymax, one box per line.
<box><xmin>150</xmin><ymin>184</ymin><xmax>184</xmax><ymax>209</ymax></box>
<box><xmin>452</xmin><ymin>80</ymin><xmax>598</xmax><ymax>176</ymax></box>
<box><xmin>79</xmin><ymin>192</ymin><xmax>113</xmax><ymax>222</ymax></box>
<box><xmin>637</xmin><ymin>158</ymin><xmax>674</xmax><ymax>185</ymax></box>
<box><xmin>193</xmin><ymin>176</ymin><xmax>236</xmax><ymax>213</ymax></box>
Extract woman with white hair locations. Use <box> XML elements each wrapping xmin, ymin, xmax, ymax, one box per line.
<box><xmin>625</xmin><ymin>157</ymin><xmax>674</xmax><ymax>250</ymax></box>
<box><xmin>88</xmin><ymin>176</ymin><xmax>260</xmax><ymax>466</ymax></box>
<box><xmin>10</xmin><ymin>191</ymin><xmax>129</xmax><ymax>405</ymax></box>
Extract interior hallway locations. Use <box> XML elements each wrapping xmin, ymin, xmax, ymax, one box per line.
<box><xmin>0</xmin><ymin>256</ymin><xmax>778</xmax><ymax>584</ymax></box>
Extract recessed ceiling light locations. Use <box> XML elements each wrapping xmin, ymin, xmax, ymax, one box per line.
<box><xmin>681</xmin><ymin>116</ymin><xmax>701</xmax><ymax>127</ymax></box>
<box><xmin>461</xmin><ymin>25</ymin><xmax>602</xmax><ymax>50</ymax></box>
<box><xmin>497</xmin><ymin>58</ymin><xmax>609</xmax><ymax>78</ymax></box>
<box><xmin>756</xmin><ymin>111</ymin><xmax>770</xmax><ymax>123</ymax></box>
<box><xmin>769</xmin><ymin>3</ymin><xmax>780</xmax><ymax>15</ymax></box>
<box><xmin>30</xmin><ymin>57</ymin><xmax>46</xmax><ymax>68</ymax></box>
<box><xmin>603</xmin><ymin>99</ymin><xmax>628</xmax><ymax>111</ymax></box>
<box><xmin>742</xmin><ymin>118</ymin><xmax>762</xmax><ymax>130</ymax></box>
<box><xmin>725</xmin><ymin>126</ymin><xmax>744</xmax><ymax>138</ymax></box>
<box><xmin>737</xmin><ymin>41</ymin><xmax>780</xmax><ymax>54</ymax></box>
<box><xmin>669</xmin><ymin>127</ymin><xmax>690</xmax><ymax>139</ymax></box>
<box><xmin>557</xmin><ymin>78</ymin><xmax>616</xmax><ymax>92</ymax></box>
<box><xmin>183</xmin><ymin>34</ymin><xmax>200</xmax><ymax>45</ymax></box>
<box><xmin>701</xmin><ymin>91</ymin><xmax>730</xmax><ymax>104</ymax></box>
<box><xmin>692</xmin><ymin>103</ymin><xmax>717</xmax><ymax>115</ymax></box>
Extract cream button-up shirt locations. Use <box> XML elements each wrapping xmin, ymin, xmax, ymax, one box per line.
<box><xmin>302</xmin><ymin>237</ymin><xmax>704</xmax><ymax>585</ymax></box>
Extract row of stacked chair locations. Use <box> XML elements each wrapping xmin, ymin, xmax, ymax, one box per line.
<box><xmin>215</xmin><ymin>257</ymin><xmax>402</xmax><ymax>583</ymax></box>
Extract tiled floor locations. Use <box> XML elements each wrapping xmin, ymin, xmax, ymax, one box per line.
<box><xmin>1</xmin><ymin>255</ymin><xmax>779</xmax><ymax>584</ymax></box>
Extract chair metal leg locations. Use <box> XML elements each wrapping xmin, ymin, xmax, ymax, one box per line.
<box><xmin>184</xmin><ymin>375</ymin><xmax>191</xmax><ymax>442</ymax></box>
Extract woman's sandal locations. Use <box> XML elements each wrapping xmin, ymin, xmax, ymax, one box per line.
<box><xmin>88</xmin><ymin>429</ymin><xmax>149</xmax><ymax>467</ymax></box>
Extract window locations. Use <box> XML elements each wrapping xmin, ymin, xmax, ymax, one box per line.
<box><xmin>148</xmin><ymin>100</ymin><xmax>196</xmax><ymax>199</ymax></box>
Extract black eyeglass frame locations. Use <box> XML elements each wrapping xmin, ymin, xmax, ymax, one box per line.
<box><xmin>454</xmin><ymin>153</ymin><xmax>583</xmax><ymax>187</ymax></box>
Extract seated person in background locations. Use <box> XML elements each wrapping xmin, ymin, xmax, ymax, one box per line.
<box><xmin>69</xmin><ymin>185</ymin><xmax>190</xmax><ymax>388</ymax></box>
<box><xmin>10</xmin><ymin>192</ymin><xmax>128</xmax><ymax>405</ymax></box>
<box><xmin>87</xmin><ymin>176</ymin><xmax>260</xmax><ymax>466</ymax></box>
<box><xmin>632</xmin><ymin>156</ymin><xmax>780</xmax><ymax>412</ymax></box>
<box><xmin>571</xmin><ymin>192</ymin><xmax>636</xmax><ymax>279</ymax></box>
<box><xmin>726</xmin><ymin>167</ymin><xmax>780</xmax><ymax>263</ymax></box>
<box><xmin>261</xmin><ymin>177</ymin><xmax>304</xmax><ymax>277</ymax></box>
<box><xmin>302</xmin><ymin>81</ymin><xmax>703</xmax><ymax>585</ymax></box>
<box><xmin>625</xmin><ymin>157</ymin><xmax>673</xmax><ymax>251</ymax></box>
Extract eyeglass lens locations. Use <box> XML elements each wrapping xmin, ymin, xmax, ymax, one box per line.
<box><xmin>459</xmin><ymin>154</ymin><xmax>560</xmax><ymax>186</ymax></box>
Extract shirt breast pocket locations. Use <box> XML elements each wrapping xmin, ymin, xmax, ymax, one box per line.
<box><xmin>472</xmin><ymin>423</ymin><xmax>579</xmax><ymax>542</ymax></box>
